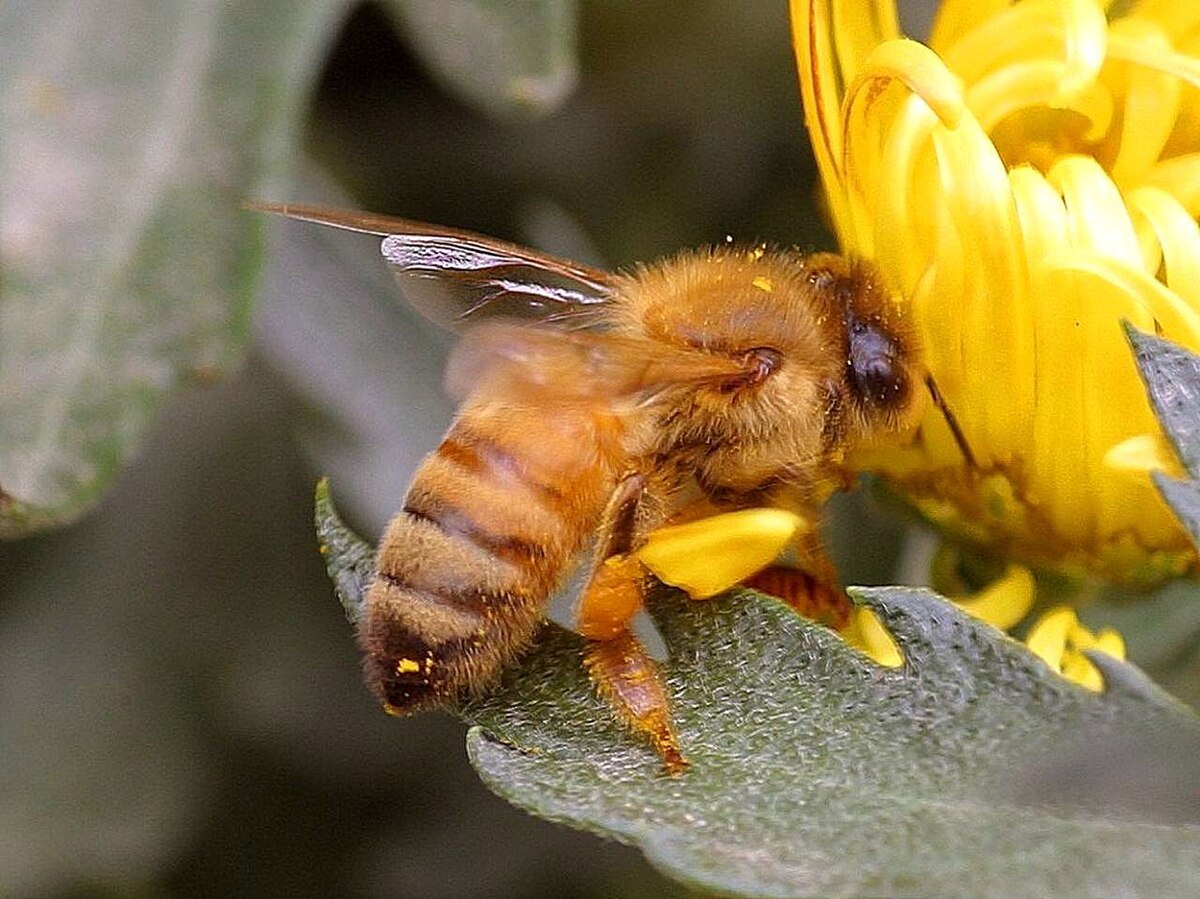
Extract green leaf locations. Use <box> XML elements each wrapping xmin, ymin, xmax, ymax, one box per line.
<box><xmin>315</xmin><ymin>484</ymin><xmax>1200</xmax><ymax>897</ymax></box>
<box><xmin>382</xmin><ymin>0</ymin><xmax>578</xmax><ymax>119</ymax></box>
<box><xmin>1126</xmin><ymin>325</ymin><xmax>1200</xmax><ymax>554</ymax></box>
<box><xmin>1154</xmin><ymin>473</ymin><xmax>1200</xmax><ymax>549</ymax></box>
<box><xmin>468</xmin><ymin>589</ymin><xmax>1200</xmax><ymax>897</ymax></box>
<box><xmin>0</xmin><ymin>0</ymin><xmax>347</xmax><ymax>536</ymax></box>
<box><xmin>1126</xmin><ymin>324</ymin><xmax>1200</xmax><ymax>479</ymax></box>
<box><xmin>314</xmin><ymin>477</ymin><xmax>374</xmax><ymax>624</ymax></box>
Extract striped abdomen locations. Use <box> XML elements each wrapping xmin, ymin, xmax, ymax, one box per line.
<box><xmin>359</xmin><ymin>401</ymin><xmax>622</xmax><ymax>713</ymax></box>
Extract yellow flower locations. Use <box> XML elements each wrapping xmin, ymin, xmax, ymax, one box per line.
<box><xmin>1026</xmin><ymin>605</ymin><xmax>1127</xmax><ymax>692</ymax></box>
<box><xmin>793</xmin><ymin>0</ymin><xmax>1200</xmax><ymax>587</ymax></box>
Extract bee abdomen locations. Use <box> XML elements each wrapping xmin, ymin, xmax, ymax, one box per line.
<box><xmin>361</xmin><ymin>418</ymin><xmax>604</xmax><ymax>713</ymax></box>
<box><xmin>401</xmin><ymin>496</ymin><xmax>547</xmax><ymax>570</ymax></box>
<box><xmin>360</xmin><ymin>569</ymin><xmax>536</xmax><ymax>713</ymax></box>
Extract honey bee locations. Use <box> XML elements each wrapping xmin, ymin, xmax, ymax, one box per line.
<box><xmin>256</xmin><ymin>203</ymin><xmax>930</xmax><ymax>772</ymax></box>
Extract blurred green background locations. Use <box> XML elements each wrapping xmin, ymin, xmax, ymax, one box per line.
<box><xmin>8</xmin><ymin>1</ymin><xmax>1195</xmax><ymax>897</ymax></box>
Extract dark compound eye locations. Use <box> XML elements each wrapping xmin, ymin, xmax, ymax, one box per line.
<box><xmin>847</xmin><ymin>317</ymin><xmax>907</xmax><ymax>408</ymax></box>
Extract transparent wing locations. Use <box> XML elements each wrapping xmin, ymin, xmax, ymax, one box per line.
<box><xmin>446</xmin><ymin>322</ymin><xmax>756</xmax><ymax>404</ymax></box>
<box><xmin>250</xmin><ymin>202</ymin><xmax>619</xmax><ymax>330</ymax></box>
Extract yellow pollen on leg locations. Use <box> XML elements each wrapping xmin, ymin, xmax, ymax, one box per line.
<box><xmin>752</xmin><ymin>276</ymin><xmax>775</xmax><ymax>293</ymax></box>
<box><xmin>395</xmin><ymin>658</ymin><xmax>421</xmax><ymax>674</ymax></box>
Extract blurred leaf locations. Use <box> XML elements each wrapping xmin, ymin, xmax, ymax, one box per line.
<box><xmin>383</xmin><ymin>0</ymin><xmax>578</xmax><ymax>119</ymax></box>
<box><xmin>0</xmin><ymin>0</ymin><xmax>348</xmax><ymax>536</ymax></box>
<box><xmin>253</xmin><ymin>167</ymin><xmax>453</xmax><ymax>534</ymax></box>
<box><xmin>316</xmin><ymin>487</ymin><xmax>1200</xmax><ymax>897</ymax></box>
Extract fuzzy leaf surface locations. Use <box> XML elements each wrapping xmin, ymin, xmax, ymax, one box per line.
<box><xmin>315</xmin><ymin>488</ymin><xmax>1200</xmax><ymax>898</ymax></box>
<box><xmin>466</xmin><ymin>588</ymin><xmax>1200</xmax><ymax>897</ymax></box>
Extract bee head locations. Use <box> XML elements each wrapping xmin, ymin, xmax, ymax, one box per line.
<box><xmin>806</xmin><ymin>256</ymin><xmax>924</xmax><ymax>440</ymax></box>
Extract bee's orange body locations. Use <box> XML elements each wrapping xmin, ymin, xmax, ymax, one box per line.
<box><xmin>365</xmin><ymin>391</ymin><xmax>625</xmax><ymax>711</ymax></box>
<box><xmin>258</xmin><ymin>204</ymin><xmax>927</xmax><ymax>770</ymax></box>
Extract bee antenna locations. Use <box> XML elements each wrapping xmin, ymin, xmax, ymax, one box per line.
<box><xmin>924</xmin><ymin>374</ymin><xmax>978</xmax><ymax>471</ymax></box>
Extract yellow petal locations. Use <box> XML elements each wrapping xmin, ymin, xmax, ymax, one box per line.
<box><xmin>1109</xmin><ymin>23</ymin><xmax>1200</xmax><ymax>91</ymax></box>
<box><xmin>965</xmin><ymin>61</ymin><xmax>1113</xmax><ymax>138</ymax></box>
<box><xmin>929</xmin><ymin>115</ymin><xmax>1032</xmax><ymax>465</ymax></box>
<box><xmin>832</xmin><ymin>0</ymin><xmax>900</xmax><ymax>85</ymax></box>
<box><xmin>929</xmin><ymin>0</ymin><xmax>1009</xmax><ymax>55</ymax></box>
<box><xmin>1104</xmin><ymin>433</ymin><xmax>1185</xmax><ymax>479</ymax></box>
<box><xmin>1026</xmin><ymin>606</ymin><xmax>1078</xmax><ymax>671</ymax></box>
<box><xmin>1068</xmin><ymin>622</ymin><xmax>1128</xmax><ymax>660</ymax></box>
<box><xmin>792</xmin><ymin>0</ymin><xmax>855</xmax><ymax>240</ymax></box>
<box><xmin>636</xmin><ymin>509</ymin><xmax>807</xmax><ymax>599</ymax></box>
<box><xmin>1147</xmin><ymin>154</ymin><xmax>1200</xmax><ymax>216</ymax></box>
<box><xmin>940</xmin><ymin>0</ymin><xmax>1107</xmax><ymax>101</ymax></box>
<box><xmin>842</xmin><ymin>606</ymin><xmax>904</xmax><ymax>668</ymax></box>
<box><xmin>851</xmin><ymin>39</ymin><xmax>966</xmax><ymax>129</ymax></box>
<box><xmin>1091</xmin><ymin>627</ymin><xmax>1127</xmax><ymax>661</ymax></box>
<box><xmin>953</xmin><ymin>564</ymin><xmax>1036</xmax><ymax>631</ymax></box>
<box><xmin>1107</xmin><ymin>21</ymin><xmax>1185</xmax><ymax>186</ymax></box>
<box><xmin>1048</xmin><ymin>155</ymin><xmax>1143</xmax><ymax>269</ymax></box>
<box><xmin>1126</xmin><ymin>186</ymin><xmax>1200</xmax><ymax>308</ymax></box>
<box><xmin>1060</xmin><ymin>650</ymin><xmax>1104</xmax><ymax>692</ymax></box>
<box><xmin>1125</xmin><ymin>1</ymin><xmax>1200</xmax><ymax>38</ymax></box>
<box><xmin>1027</xmin><ymin>610</ymin><xmax>1129</xmax><ymax>692</ymax></box>
<box><xmin>1045</xmin><ymin>251</ymin><xmax>1200</xmax><ymax>348</ymax></box>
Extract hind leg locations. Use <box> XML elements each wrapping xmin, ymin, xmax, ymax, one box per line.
<box><xmin>576</xmin><ymin>474</ymin><xmax>686</xmax><ymax>773</ymax></box>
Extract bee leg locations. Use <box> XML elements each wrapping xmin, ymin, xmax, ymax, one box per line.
<box><xmin>741</xmin><ymin>566</ymin><xmax>851</xmax><ymax>628</ymax></box>
<box><xmin>741</xmin><ymin>532</ymin><xmax>852</xmax><ymax>628</ymax></box>
<box><xmin>583</xmin><ymin>630</ymin><xmax>687</xmax><ymax>774</ymax></box>
<box><xmin>576</xmin><ymin>473</ymin><xmax>687</xmax><ymax>773</ymax></box>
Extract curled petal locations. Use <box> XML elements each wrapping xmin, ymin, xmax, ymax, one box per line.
<box><xmin>952</xmin><ymin>564</ymin><xmax>1036</xmax><ymax>631</ymax></box>
<box><xmin>1127</xmin><ymin>186</ymin><xmax>1200</xmax><ymax>308</ymax></box>
<box><xmin>967</xmin><ymin>61</ymin><xmax>1114</xmax><ymax>138</ymax></box>
<box><xmin>940</xmin><ymin>0</ymin><xmax>1107</xmax><ymax>100</ymax></box>
<box><xmin>1026</xmin><ymin>606</ymin><xmax>1077</xmax><ymax>672</ymax></box>
<box><xmin>637</xmin><ymin>509</ymin><xmax>807</xmax><ymax>600</ymax></box>
<box><xmin>841</xmin><ymin>607</ymin><xmax>903</xmax><ymax>668</ymax></box>
<box><xmin>849</xmin><ymin>39</ymin><xmax>966</xmax><ymax>129</ymax></box>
